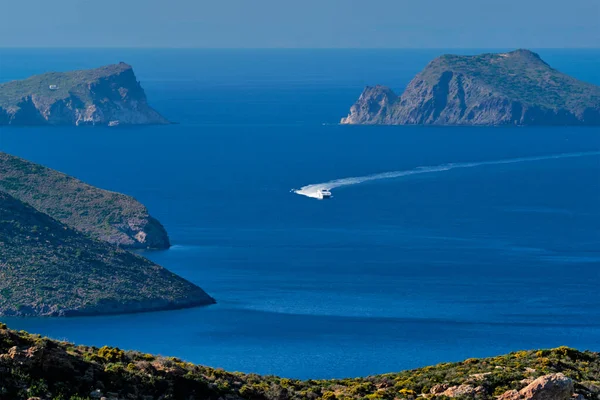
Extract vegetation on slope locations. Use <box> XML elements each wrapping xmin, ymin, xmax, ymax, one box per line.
<box><xmin>0</xmin><ymin>192</ymin><xmax>214</xmax><ymax>316</ymax></box>
<box><xmin>0</xmin><ymin>152</ymin><xmax>170</xmax><ymax>249</ymax></box>
<box><xmin>0</xmin><ymin>64</ymin><xmax>134</xmax><ymax>108</ymax></box>
<box><xmin>0</xmin><ymin>323</ymin><xmax>598</xmax><ymax>400</ymax></box>
<box><xmin>422</xmin><ymin>49</ymin><xmax>600</xmax><ymax>110</ymax></box>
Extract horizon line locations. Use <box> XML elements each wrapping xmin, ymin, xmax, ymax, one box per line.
<box><xmin>1</xmin><ymin>46</ymin><xmax>600</xmax><ymax>51</ymax></box>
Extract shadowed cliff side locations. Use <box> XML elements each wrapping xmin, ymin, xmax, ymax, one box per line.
<box><xmin>0</xmin><ymin>152</ymin><xmax>170</xmax><ymax>249</ymax></box>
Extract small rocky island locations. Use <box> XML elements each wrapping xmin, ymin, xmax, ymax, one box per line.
<box><xmin>341</xmin><ymin>49</ymin><xmax>600</xmax><ymax>126</ymax></box>
<box><xmin>0</xmin><ymin>63</ymin><xmax>169</xmax><ymax>125</ymax></box>
<box><xmin>0</xmin><ymin>191</ymin><xmax>215</xmax><ymax>317</ymax></box>
<box><xmin>0</xmin><ymin>152</ymin><xmax>170</xmax><ymax>249</ymax></box>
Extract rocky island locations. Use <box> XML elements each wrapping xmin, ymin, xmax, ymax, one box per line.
<box><xmin>0</xmin><ymin>324</ymin><xmax>597</xmax><ymax>400</ymax></box>
<box><xmin>0</xmin><ymin>152</ymin><xmax>170</xmax><ymax>249</ymax></box>
<box><xmin>0</xmin><ymin>63</ymin><xmax>169</xmax><ymax>126</ymax></box>
<box><xmin>0</xmin><ymin>191</ymin><xmax>215</xmax><ymax>317</ymax></box>
<box><xmin>341</xmin><ymin>49</ymin><xmax>600</xmax><ymax>126</ymax></box>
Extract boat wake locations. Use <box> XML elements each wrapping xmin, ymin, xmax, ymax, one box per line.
<box><xmin>293</xmin><ymin>151</ymin><xmax>600</xmax><ymax>199</ymax></box>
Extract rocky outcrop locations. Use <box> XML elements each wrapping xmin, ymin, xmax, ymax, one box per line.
<box><xmin>0</xmin><ymin>63</ymin><xmax>169</xmax><ymax>126</ymax></box>
<box><xmin>435</xmin><ymin>384</ymin><xmax>486</xmax><ymax>397</ymax></box>
<box><xmin>429</xmin><ymin>373</ymin><xmax>582</xmax><ymax>400</ymax></box>
<box><xmin>341</xmin><ymin>49</ymin><xmax>600</xmax><ymax>126</ymax></box>
<box><xmin>342</xmin><ymin>85</ymin><xmax>398</xmax><ymax>125</ymax></box>
<box><xmin>497</xmin><ymin>373</ymin><xmax>574</xmax><ymax>400</ymax></box>
<box><xmin>0</xmin><ymin>152</ymin><xmax>170</xmax><ymax>249</ymax></box>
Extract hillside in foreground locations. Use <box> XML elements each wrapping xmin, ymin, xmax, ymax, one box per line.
<box><xmin>341</xmin><ymin>49</ymin><xmax>600</xmax><ymax>126</ymax></box>
<box><xmin>0</xmin><ymin>323</ymin><xmax>598</xmax><ymax>399</ymax></box>
<box><xmin>0</xmin><ymin>192</ymin><xmax>214</xmax><ymax>317</ymax></box>
<box><xmin>0</xmin><ymin>63</ymin><xmax>169</xmax><ymax>126</ymax></box>
<box><xmin>0</xmin><ymin>152</ymin><xmax>170</xmax><ymax>249</ymax></box>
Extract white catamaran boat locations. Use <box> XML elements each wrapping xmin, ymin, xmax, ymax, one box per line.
<box><xmin>317</xmin><ymin>189</ymin><xmax>332</xmax><ymax>199</ymax></box>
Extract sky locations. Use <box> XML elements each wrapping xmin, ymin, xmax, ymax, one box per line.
<box><xmin>1</xmin><ymin>0</ymin><xmax>598</xmax><ymax>48</ymax></box>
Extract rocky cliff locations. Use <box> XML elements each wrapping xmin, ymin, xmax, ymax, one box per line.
<box><xmin>0</xmin><ymin>192</ymin><xmax>215</xmax><ymax>317</ymax></box>
<box><xmin>341</xmin><ymin>49</ymin><xmax>600</xmax><ymax>126</ymax></box>
<box><xmin>0</xmin><ymin>63</ymin><xmax>169</xmax><ymax>126</ymax></box>
<box><xmin>0</xmin><ymin>152</ymin><xmax>170</xmax><ymax>249</ymax></box>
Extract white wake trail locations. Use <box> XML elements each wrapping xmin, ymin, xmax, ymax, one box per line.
<box><xmin>293</xmin><ymin>151</ymin><xmax>600</xmax><ymax>199</ymax></box>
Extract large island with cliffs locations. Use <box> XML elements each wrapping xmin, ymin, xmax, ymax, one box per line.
<box><xmin>341</xmin><ymin>49</ymin><xmax>600</xmax><ymax>126</ymax></box>
<box><xmin>0</xmin><ymin>63</ymin><xmax>169</xmax><ymax>126</ymax></box>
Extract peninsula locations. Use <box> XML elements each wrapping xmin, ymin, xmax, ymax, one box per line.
<box><xmin>0</xmin><ymin>152</ymin><xmax>170</xmax><ymax>249</ymax></box>
<box><xmin>341</xmin><ymin>49</ymin><xmax>600</xmax><ymax>126</ymax></box>
<box><xmin>0</xmin><ymin>192</ymin><xmax>215</xmax><ymax>317</ymax></box>
<box><xmin>0</xmin><ymin>63</ymin><xmax>169</xmax><ymax>126</ymax></box>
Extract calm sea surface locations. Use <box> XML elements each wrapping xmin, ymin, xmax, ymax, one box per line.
<box><xmin>0</xmin><ymin>49</ymin><xmax>599</xmax><ymax>378</ymax></box>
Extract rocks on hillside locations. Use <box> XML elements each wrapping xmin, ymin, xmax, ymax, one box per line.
<box><xmin>438</xmin><ymin>384</ymin><xmax>486</xmax><ymax>397</ymax></box>
<box><xmin>429</xmin><ymin>374</ymin><xmax>579</xmax><ymax>400</ymax></box>
<box><xmin>341</xmin><ymin>49</ymin><xmax>600</xmax><ymax>126</ymax></box>
<box><xmin>0</xmin><ymin>62</ymin><xmax>169</xmax><ymax>126</ymax></box>
<box><xmin>497</xmin><ymin>373</ymin><xmax>575</xmax><ymax>400</ymax></box>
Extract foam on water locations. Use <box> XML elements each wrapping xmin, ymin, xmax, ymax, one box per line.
<box><xmin>293</xmin><ymin>151</ymin><xmax>600</xmax><ymax>199</ymax></box>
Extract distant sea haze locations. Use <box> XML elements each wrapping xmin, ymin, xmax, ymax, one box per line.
<box><xmin>1</xmin><ymin>48</ymin><xmax>599</xmax><ymax>379</ymax></box>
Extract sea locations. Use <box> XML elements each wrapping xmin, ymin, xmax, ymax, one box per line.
<box><xmin>0</xmin><ymin>48</ymin><xmax>599</xmax><ymax>379</ymax></box>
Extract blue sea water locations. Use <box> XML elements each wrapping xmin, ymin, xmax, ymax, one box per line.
<box><xmin>0</xmin><ymin>49</ymin><xmax>599</xmax><ymax>379</ymax></box>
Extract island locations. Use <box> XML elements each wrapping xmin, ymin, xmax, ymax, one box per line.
<box><xmin>0</xmin><ymin>63</ymin><xmax>169</xmax><ymax>126</ymax></box>
<box><xmin>341</xmin><ymin>49</ymin><xmax>600</xmax><ymax>126</ymax></box>
<box><xmin>0</xmin><ymin>324</ymin><xmax>597</xmax><ymax>400</ymax></box>
<box><xmin>0</xmin><ymin>152</ymin><xmax>170</xmax><ymax>249</ymax></box>
<box><xmin>0</xmin><ymin>191</ymin><xmax>215</xmax><ymax>317</ymax></box>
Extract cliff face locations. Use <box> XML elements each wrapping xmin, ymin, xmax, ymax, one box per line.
<box><xmin>341</xmin><ymin>85</ymin><xmax>399</xmax><ymax>125</ymax></box>
<box><xmin>0</xmin><ymin>152</ymin><xmax>170</xmax><ymax>249</ymax></box>
<box><xmin>0</xmin><ymin>63</ymin><xmax>169</xmax><ymax>126</ymax></box>
<box><xmin>341</xmin><ymin>49</ymin><xmax>600</xmax><ymax>126</ymax></box>
<box><xmin>0</xmin><ymin>192</ymin><xmax>215</xmax><ymax>317</ymax></box>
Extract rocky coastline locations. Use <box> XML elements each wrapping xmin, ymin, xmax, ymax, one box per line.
<box><xmin>342</xmin><ymin>49</ymin><xmax>600</xmax><ymax>126</ymax></box>
<box><xmin>0</xmin><ymin>63</ymin><xmax>169</xmax><ymax>126</ymax></box>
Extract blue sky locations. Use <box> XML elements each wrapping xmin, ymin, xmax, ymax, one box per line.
<box><xmin>2</xmin><ymin>0</ymin><xmax>598</xmax><ymax>48</ymax></box>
